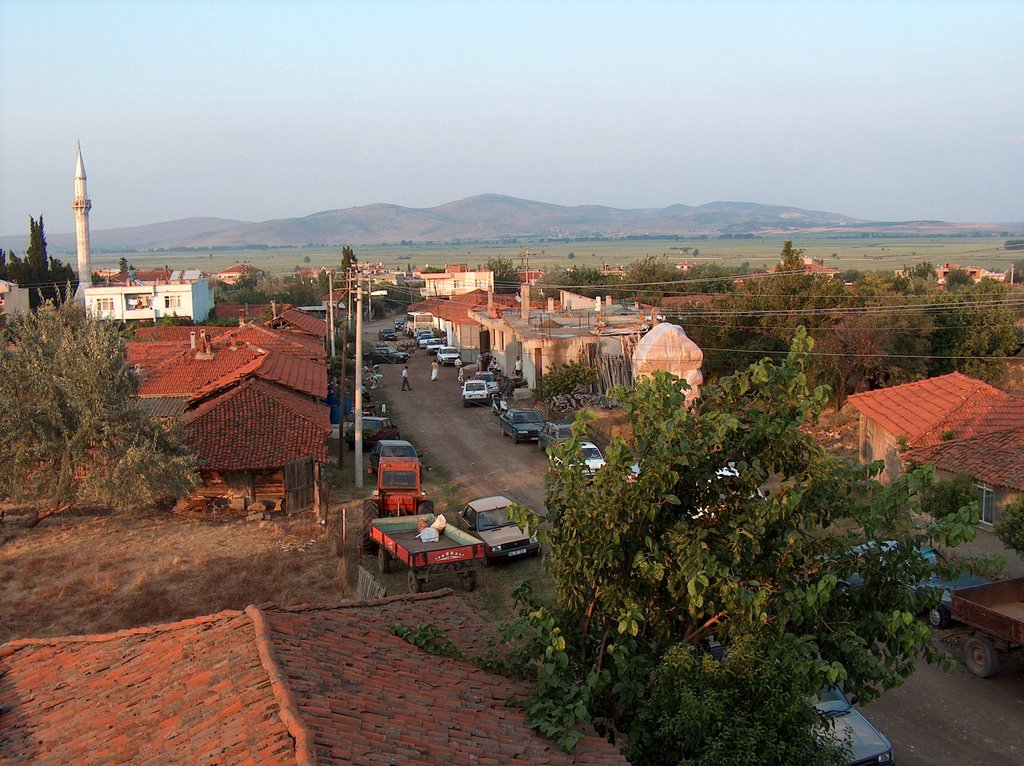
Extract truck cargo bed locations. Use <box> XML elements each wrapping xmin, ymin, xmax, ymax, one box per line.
<box><xmin>951</xmin><ymin>578</ymin><xmax>1024</xmax><ymax>645</ymax></box>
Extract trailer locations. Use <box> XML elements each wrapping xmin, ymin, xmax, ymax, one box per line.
<box><xmin>949</xmin><ymin>578</ymin><xmax>1024</xmax><ymax>677</ymax></box>
<box><xmin>370</xmin><ymin>514</ymin><xmax>486</xmax><ymax>593</ymax></box>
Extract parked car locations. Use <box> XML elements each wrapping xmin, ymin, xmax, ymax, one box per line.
<box><xmin>474</xmin><ymin>371</ymin><xmax>499</xmax><ymax>395</ymax></box>
<box><xmin>418</xmin><ymin>333</ymin><xmax>441</xmax><ymax>348</ymax></box>
<box><xmin>457</xmin><ymin>496</ymin><xmax>540</xmax><ymax>564</ymax></box>
<box><xmin>914</xmin><ymin>545</ymin><xmax>991</xmax><ymax>628</ymax></box>
<box><xmin>436</xmin><ymin>346</ymin><xmax>461</xmax><ymax>366</ymax></box>
<box><xmin>551</xmin><ymin>441</ymin><xmax>606</xmax><ymax>476</ymax></box>
<box><xmin>425</xmin><ymin>338</ymin><xmax>446</xmax><ymax>353</ymax></box>
<box><xmin>368</xmin><ymin>439</ymin><xmax>418</xmax><ymax>472</ymax></box>
<box><xmin>814</xmin><ymin>686</ymin><xmax>894</xmax><ymax>766</ymax></box>
<box><xmin>345</xmin><ymin>416</ymin><xmax>400</xmax><ymax>449</ymax></box>
<box><xmin>462</xmin><ymin>379</ymin><xmax>490</xmax><ymax>406</ymax></box>
<box><xmin>538</xmin><ymin>420</ymin><xmax>574</xmax><ymax>450</ymax></box>
<box><xmin>394</xmin><ymin>317</ymin><xmax>407</xmax><ymax>329</ymax></box>
<box><xmin>377</xmin><ymin>328</ymin><xmax>398</xmax><ymax>341</ymax></box>
<box><xmin>499</xmin><ymin>409</ymin><xmax>544</xmax><ymax>443</ymax></box>
<box><xmin>364</xmin><ymin>347</ymin><xmax>409</xmax><ymax>364</ymax></box>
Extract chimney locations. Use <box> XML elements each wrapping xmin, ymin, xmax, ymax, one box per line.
<box><xmin>521</xmin><ymin>283</ymin><xmax>530</xmax><ymax>321</ymax></box>
<box><xmin>595</xmin><ymin>296</ymin><xmax>602</xmax><ymax>313</ymax></box>
<box><xmin>547</xmin><ymin>297</ymin><xmax>554</xmax><ymax>312</ymax></box>
<box><xmin>487</xmin><ymin>290</ymin><xmax>496</xmax><ymax>318</ymax></box>
<box><xmin>195</xmin><ymin>330</ymin><xmax>215</xmax><ymax>361</ymax></box>
<box><xmin>271</xmin><ymin>300</ymin><xmax>278</xmax><ymax>320</ymax></box>
<box><xmin>190</xmin><ymin>331</ymin><xmax>197</xmax><ymax>350</ymax></box>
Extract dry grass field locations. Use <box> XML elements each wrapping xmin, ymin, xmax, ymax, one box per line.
<box><xmin>86</xmin><ymin>236</ymin><xmax>1019</xmax><ymax>280</ymax></box>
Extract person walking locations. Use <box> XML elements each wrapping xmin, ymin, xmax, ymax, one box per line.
<box><xmin>514</xmin><ymin>356</ymin><xmax>522</xmax><ymax>375</ymax></box>
<box><xmin>401</xmin><ymin>365</ymin><xmax>411</xmax><ymax>391</ymax></box>
<box><xmin>430</xmin><ymin>360</ymin><xmax>439</xmax><ymax>381</ymax></box>
<box><xmin>457</xmin><ymin>365</ymin><xmax>465</xmax><ymax>385</ymax></box>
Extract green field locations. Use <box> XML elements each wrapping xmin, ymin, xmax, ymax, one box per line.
<box><xmin>88</xmin><ymin>236</ymin><xmax>1020</xmax><ymax>278</ymax></box>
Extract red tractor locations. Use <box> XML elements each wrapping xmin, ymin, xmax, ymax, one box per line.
<box><xmin>362</xmin><ymin>457</ymin><xmax>434</xmax><ymax>551</ymax></box>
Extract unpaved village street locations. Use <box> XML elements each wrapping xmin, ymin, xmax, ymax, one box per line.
<box><xmin>361</xmin><ymin>316</ymin><xmax>1024</xmax><ymax>766</ymax></box>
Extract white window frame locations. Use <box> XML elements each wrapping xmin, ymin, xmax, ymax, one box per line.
<box><xmin>976</xmin><ymin>482</ymin><xmax>995</xmax><ymax>525</ymax></box>
<box><xmin>164</xmin><ymin>294</ymin><xmax>182</xmax><ymax>310</ymax></box>
<box><xmin>95</xmin><ymin>297</ymin><xmax>115</xmax><ymax>313</ymax></box>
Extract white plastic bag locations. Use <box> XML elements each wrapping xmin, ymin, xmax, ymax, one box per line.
<box><xmin>417</xmin><ymin>526</ymin><xmax>440</xmax><ymax>543</ymax></box>
<box><xmin>430</xmin><ymin>514</ymin><xmax>447</xmax><ymax>532</ymax></box>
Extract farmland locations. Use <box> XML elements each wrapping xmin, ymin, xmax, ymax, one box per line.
<box><xmin>84</xmin><ymin>235</ymin><xmax>1020</xmax><ymax>279</ymax></box>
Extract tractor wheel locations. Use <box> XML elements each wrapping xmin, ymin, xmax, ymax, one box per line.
<box><xmin>362</xmin><ymin>500</ymin><xmax>381</xmax><ymax>553</ymax></box>
<box><xmin>418</xmin><ymin>500</ymin><xmax>435</xmax><ymax>518</ymax></box>
<box><xmin>964</xmin><ymin>635</ymin><xmax>998</xmax><ymax>678</ymax></box>
<box><xmin>378</xmin><ymin>545</ymin><xmax>391</xmax><ymax>574</ymax></box>
<box><xmin>408</xmin><ymin>570</ymin><xmax>422</xmax><ymax>593</ymax></box>
<box><xmin>461</xmin><ymin>569</ymin><xmax>478</xmax><ymax>592</ymax></box>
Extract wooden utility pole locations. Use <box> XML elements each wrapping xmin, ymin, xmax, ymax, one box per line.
<box><xmin>354</xmin><ymin>279</ymin><xmax>364</xmax><ymax>488</ymax></box>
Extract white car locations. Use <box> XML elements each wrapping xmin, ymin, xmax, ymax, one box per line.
<box><xmin>425</xmin><ymin>338</ymin><xmax>446</xmax><ymax>353</ymax></box>
<box><xmin>462</xmin><ymin>379</ymin><xmax>490</xmax><ymax>406</ymax></box>
<box><xmin>550</xmin><ymin>440</ymin><xmax>606</xmax><ymax>476</ymax></box>
<box><xmin>436</xmin><ymin>346</ymin><xmax>461</xmax><ymax>366</ymax></box>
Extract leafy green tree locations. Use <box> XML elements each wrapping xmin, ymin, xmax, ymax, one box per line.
<box><xmin>507</xmin><ymin>330</ymin><xmax>981</xmax><ymax>763</ymax></box>
<box><xmin>535</xmin><ymin>360</ymin><xmax>598</xmax><ymax>401</ymax></box>
<box><xmin>905</xmin><ymin>261</ymin><xmax>937</xmax><ymax>281</ymax></box>
<box><xmin>994</xmin><ymin>495</ymin><xmax>1024</xmax><ymax>557</ymax></box>
<box><xmin>927</xmin><ymin>279</ymin><xmax>1018</xmax><ymax>383</ymax></box>
<box><xmin>0</xmin><ymin>300</ymin><xmax>197</xmax><ymax>524</ymax></box>
<box><xmin>486</xmin><ymin>257</ymin><xmax>521</xmax><ymax>294</ymax></box>
<box><xmin>118</xmin><ymin>256</ymin><xmax>130</xmax><ymax>273</ymax></box>
<box><xmin>618</xmin><ymin>255</ymin><xmax>681</xmax><ymax>303</ymax></box>
<box><xmin>1009</xmin><ymin>259</ymin><xmax>1024</xmax><ymax>284</ymax></box>
<box><xmin>2</xmin><ymin>216</ymin><xmax>77</xmax><ymax>307</ymax></box>
<box><xmin>340</xmin><ymin>245</ymin><xmax>358</xmax><ymax>273</ymax></box>
<box><xmin>943</xmin><ymin>268</ymin><xmax>973</xmax><ymax>290</ymax></box>
<box><xmin>536</xmin><ymin>264</ymin><xmax>612</xmax><ymax>300</ymax></box>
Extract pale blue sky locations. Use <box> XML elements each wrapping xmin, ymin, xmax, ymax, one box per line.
<box><xmin>1</xmin><ymin>0</ymin><xmax>1021</xmax><ymax>236</ymax></box>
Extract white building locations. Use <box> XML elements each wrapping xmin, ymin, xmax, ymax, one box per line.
<box><xmin>419</xmin><ymin>264</ymin><xmax>494</xmax><ymax>297</ymax></box>
<box><xmin>0</xmin><ymin>279</ymin><xmax>30</xmax><ymax>316</ymax></box>
<box><xmin>85</xmin><ymin>273</ymin><xmax>214</xmax><ymax>322</ymax></box>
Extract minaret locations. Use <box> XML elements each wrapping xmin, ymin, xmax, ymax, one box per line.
<box><xmin>72</xmin><ymin>142</ymin><xmax>93</xmax><ymax>297</ymax></box>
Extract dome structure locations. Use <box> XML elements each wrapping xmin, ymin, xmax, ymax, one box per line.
<box><xmin>631</xmin><ymin>322</ymin><xmax>704</xmax><ymax>405</ymax></box>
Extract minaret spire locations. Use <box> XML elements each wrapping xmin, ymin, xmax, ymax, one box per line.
<box><xmin>72</xmin><ymin>142</ymin><xmax>93</xmax><ymax>297</ymax></box>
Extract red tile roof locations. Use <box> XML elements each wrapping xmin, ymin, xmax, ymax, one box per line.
<box><xmin>848</xmin><ymin>371</ymin><xmax>1024</xmax><ymax>447</ymax></box>
<box><xmin>214</xmin><ymin>302</ymin><xmax>278</xmax><ymax>321</ymax></box>
<box><xmin>0</xmin><ymin>591</ymin><xmax>625</xmax><ymax>766</ymax></box>
<box><xmin>907</xmin><ymin>427</ymin><xmax>1024</xmax><ymax>491</ymax></box>
<box><xmin>0</xmin><ymin>610</ymin><xmax>297</xmax><ymax>765</ymax></box>
<box><xmin>138</xmin><ymin>345</ymin><xmax>267</xmax><ymax>397</ymax></box>
<box><xmin>215</xmin><ymin>324</ymin><xmax>327</xmax><ymax>361</ymax></box>
<box><xmin>187</xmin><ymin>350</ymin><xmax>327</xmax><ymax>403</ymax></box>
<box><xmin>185</xmin><ymin>379</ymin><xmax>329</xmax><ymax>471</ymax></box>
<box><xmin>268</xmin><ymin>308</ymin><xmax>328</xmax><ymax>340</ymax></box>
<box><xmin>125</xmin><ymin>340</ymin><xmax>189</xmax><ymax>371</ymax></box>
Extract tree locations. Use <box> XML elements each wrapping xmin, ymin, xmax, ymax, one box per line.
<box><xmin>118</xmin><ymin>256</ymin><xmax>130</xmax><ymax>273</ymax></box>
<box><xmin>927</xmin><ymin>279</ymin><xmax>1018</xmax><ymax>383</ymax></box>
<box><xmin>536</xmin><ymin>264</ymin><xmax>611</xmax><ymax>300</ymax></box>
<box><xmin>943</xmin><ymin>268</ymin><xmax>973</xmax><ymax>290</ymax></box>
<box><xmin>618</xmin><ymin>255</ymin><xmax>681</xmax><ymax>303</ymax></box>
<box><xmin>485</xmin><ymin>257</ymin><xmax>520</xmax><ymax>294</ymax></box>
<box><xmin>0</xmin><ymin>299</ymin><xmax>197</xmax><ymax>523</ymax></box>
<box><xmin>2</xmin><ymin>216</ymin><xmax>77</xmax><ymax>307</ymax></box>
<box><xmin>506</xmin><ymin>330</ymin><xmax>981</xmax><ymax>763</ymax></box>
<box><xmin>994</xmin><ymin>495</ymin><xmax>1024</xmax><ymax>557</ymax></box>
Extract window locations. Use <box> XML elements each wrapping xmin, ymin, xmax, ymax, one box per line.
<box><xmin>976</xmin><ymin>482</ymin><xmax>995</xmax><ymax>525</ymax></box>
<box><xmin>164</xmin><ymin>295</ymin><xmax>182</xmax><ymax>309</ymax></box>
<box><xmin>95</xmin><ymin>297</ymin><xmax>115</xmax><ymax>313</ymax></box>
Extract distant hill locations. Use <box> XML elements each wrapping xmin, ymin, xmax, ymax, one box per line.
<box><xmin>2</xmin><ymin>194</ymin><xmax>1010</xmax><ymax>253</ymax></box>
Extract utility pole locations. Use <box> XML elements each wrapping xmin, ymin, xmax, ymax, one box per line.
<box><xmin>328</xmin><ymin>271</ymin><xmax>336</xmax><ymax>357</ymax></box>
<box><xmin>354</xmin><ymin>278</ymin><xmax>364</xmax><ymax>487</ymax></box>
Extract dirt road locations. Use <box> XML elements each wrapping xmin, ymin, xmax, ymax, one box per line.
<box><xmin>361</xmin><ymin>316</ymin><xmax>1024</xmax><ymax>765</ymax></box>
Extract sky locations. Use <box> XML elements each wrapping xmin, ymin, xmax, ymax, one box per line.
<box><xmin>1</xmin><ymin>0</ymin><xmax>1022</xmax><ymax>236</ymax></box>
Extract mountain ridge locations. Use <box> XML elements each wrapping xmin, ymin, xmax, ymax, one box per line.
<box><xmin>3</xmin><ymin>194</ymin><xmax>1009</xmax><ymax>253</ymax></box>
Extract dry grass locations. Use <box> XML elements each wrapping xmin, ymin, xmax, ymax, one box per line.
<box><xmin>0</xmin><ymin>506</ymin><xmax>351</xmax><ymax>642</ymax></box>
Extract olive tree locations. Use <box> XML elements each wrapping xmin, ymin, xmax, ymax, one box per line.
<box><xmin>0</xmin><ymin>299</ymin><xmax>197</xmax><ymax>523</ymax></box>
<box><xmin>507</xmin><ymin>329</ymin><xmax>981</xmax><ymax>763</ymax></box>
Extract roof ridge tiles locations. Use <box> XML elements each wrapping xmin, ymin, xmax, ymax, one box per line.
<box><xmin>0</xmin><ymin>609</ymin><xmax>245</xmax><ymax>658</ymax></box>
<box><xmin>262</xmin><ymin>588</ymin><xmax>456</xmax><ymax>613</ymax></box>
<box><xmin>244</xmin><ymin>605</ymin><xmax>317</xmax><ymax>766</ymax></box>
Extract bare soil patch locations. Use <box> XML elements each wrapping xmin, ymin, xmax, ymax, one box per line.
<box><xmin>0</xmin><ymin>506</ymin><xmax>348</xmax><ymax>642</ymax></box>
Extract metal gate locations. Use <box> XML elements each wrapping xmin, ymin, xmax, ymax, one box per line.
<box><xmin>283</xmin><ymin>456</ymin><xmax>315</xmax><ymax>512</ymax></box>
